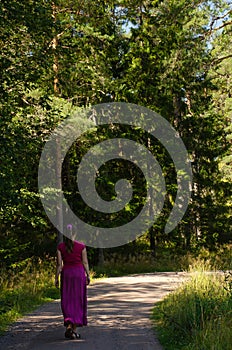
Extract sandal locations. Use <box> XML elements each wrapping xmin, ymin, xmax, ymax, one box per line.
<box><xmin>73</xmin><ymin>331</ymin><xmax>81</xmax><ymax>339</ymax></box>
<box><xmin>65</xmin><ymin>328</ymin><xmax>81</xmax><ymax>340</ymax></box>
<box><xmin>65</xmin><ymin>327</ymin><xmax>74</xmax><ymax>339</ymax></box>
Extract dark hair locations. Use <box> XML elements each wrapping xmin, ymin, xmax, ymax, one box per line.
<box><xmin>63</xmin><ymin>236</ymin><xmax>74</xmax><ymax>253</ymax></box>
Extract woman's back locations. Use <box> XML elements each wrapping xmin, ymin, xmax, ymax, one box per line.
<box><xmin>58</xmin><ymin>241</ymin><xmax>85</xmax><ymax>269</ymax></box>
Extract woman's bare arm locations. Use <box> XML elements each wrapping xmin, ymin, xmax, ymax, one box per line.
<box><xmin>82</xmin><ymin>248</ymin><xmax>90</xmax><ymax>284</ymax></box>
<box><xmin>55</xmin><ymin>249</ymin><xmax>62</xmax><ymax>287</ymax></box>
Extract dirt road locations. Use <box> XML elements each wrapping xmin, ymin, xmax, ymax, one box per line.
<box><xmin>0</xmin><ymin>272</ymin><xmax>187</xmax><ymax>350</ymax></box>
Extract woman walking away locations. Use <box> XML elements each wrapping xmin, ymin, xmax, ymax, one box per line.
<box><xmin>55</xmin><ymin>226</ymin><xmax>90</xmax><ymax>340</ymax></box>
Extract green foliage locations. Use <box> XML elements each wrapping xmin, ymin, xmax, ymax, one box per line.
<box><xmin>179</xmin><ymin>244</ymin><xmax>232</xmax><ymax>271</ymax></box>
<box><xmin>0</xmin><ymin>0</ymin><xmax>231</xmax><ymax>270</ymax></box>
<box><xmin>0</xmin><ymin>91</ymin><xmax>94</xmax><ymax>266</ymax></box>
<box><xmin>152</xmin><ymin>262</ymin><xmax>232</xmax><ymax>350</ymax></box>
<box><xmin>93</xmin><ymin>252</ymin><xmax>177</xmax><ymax>277</ymax></box>
<box><xmin>115</xmin><ymin>0</ymin><xmax>232</xmax><ymax>248</ymax></box>
<box><xmin>0</xmin><ymin>257</ymin><xmax>59</xmax><ymax>335</ymax></box>
<box><xmin>1</xmin><ymin>2</ymin><xmax>231</xmax><ymax>339</ymax></box>
<box><xmin>92</xmin><ymin>243</ymin><xmax>232</xmax><ymax>278</ymax></box>
<box><xmin>210</xmin><ymin>25</ymin><xmax>232</xmax><ymax>183</ymax></box>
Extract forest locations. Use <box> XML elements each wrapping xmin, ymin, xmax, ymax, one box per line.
<box><xmin>0</xmin><ymin>0</ymin><xmax>231</xmax><ymax>271</ymax></box>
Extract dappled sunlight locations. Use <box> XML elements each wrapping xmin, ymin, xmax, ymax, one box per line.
<box><xmin>0</xmin><ymin>273</ymin><xmax>187</xmax><ymax>349</ymax></box>
<box><xmin>87</xmin><ymin>272</ymin><xmax>187</xmax><ymax>331</ymax></box>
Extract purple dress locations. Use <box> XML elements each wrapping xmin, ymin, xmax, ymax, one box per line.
<box><xmin>58</xmin><ymin>241</ymin><xmax>87</xmax><ymax>326</ymax></box>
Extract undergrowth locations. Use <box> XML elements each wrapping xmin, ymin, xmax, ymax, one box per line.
<box><xmin>152</xmin><ymin>258</ymin><xmax>232</xmax><ymax>350</ymax></box>
<box><xmin>1</xmin><ymin>243</ymin><xmax>231</xmax><ymax>344</ymax></box>
<box><xmin>93</xmin><ymin>244</ymin><xmax>232</xmax><ymax>278</ymax></box>
<box><xmin>0</xmin><ymin>257</ymin><xmax>59</xmax><ymax>335</ymax></box>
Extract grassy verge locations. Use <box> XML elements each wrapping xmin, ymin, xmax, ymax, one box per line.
<box><xmin>93</xmin><ymin>253</ymin><xmax>171</xmax><ymax>278</ymax></box>
<box><xmin>1</xmin><ymin>243</ymin><xmax>231</xmax><ymax>342</ymax></box>
<box><xmin>0</xmin><ymin>258</ymin><xmax>60</xmax><ymax>335</ymax></box>
<box><xmin>151</xmin><ymin>261</ymin><xmax>232</xmax><ymax>350</ymax></box>
<box><xmin>93</xmin><ymin>244</ymin><xmax>232</xmax><ymax>278</ymax></box>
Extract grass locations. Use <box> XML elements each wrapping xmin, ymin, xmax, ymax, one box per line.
<box><xmin>179</xmin><ymin>244</ymin><xmax>232</xmax><ymax>272</ymax></box>
<box><xmin>93</xmin><ymin>244</ymin><xmax>232</xmax><ymax>278</ymax></box>
<box><xmin>93</xmin><ymin>250</ymin><xmax>185</xmax><ymax>278</ymax></box>
<box><xmin>1</xmin><ymin>243</ymin><xmax>231</xmax><ymax>347</ymax></box>
<box><xmin>0</xmin><ymin>257</ymin><xmax>60</xmax><ymax>335</ymax></box>
<box><xmin>151</xmin><ymin>257</ymin><xmax>232</xmax><ymax>350</ymax></box>
<box><xmin>93</xmin><ymin>253</ymin><xmax>164</xmax><ymax>278</ymax></box>
<box><xmin>0</xmin><ymin>256</ymin><xmax>97</xmax><ymax>336</ymax></box>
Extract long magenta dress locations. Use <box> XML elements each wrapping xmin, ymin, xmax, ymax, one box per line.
<box><xmin>57</xmin><ymin>241</ymin><xmax>87</xmax><ymax>327</ymax></box>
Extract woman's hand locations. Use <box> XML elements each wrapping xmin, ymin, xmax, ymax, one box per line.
<box><xmin>86</xmin><ymin>275</ymin><xmax>90</xmax><ymax>285</ymax></box>
<box><xmin>55</xmin><ymin>278</ymin><xmax>59</xmax><ymax>288</ymax></box>
<box><xmin>55</xmin><ymin>249</ymin><xmax>62</xmax><ymax>289</ymax></box>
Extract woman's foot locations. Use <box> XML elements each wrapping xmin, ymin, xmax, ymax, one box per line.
<box><xmin>65</xmin><ymin>323</ymin><xmax>81</xmax><ymax>340</ymax></box>
<box><xmin>65</xmin><ymin>323</ymin><xmax>74</xmax><ymax>339</ymax></box>
<box><xmin>72</xmin><ymin>324</ymin><xmax>81</xmax><ymax>339</ymax></box>
<box><xmin>72</xmin><ymin>331</ymin><xmax>81</xmax><ymax>339</ymax></box>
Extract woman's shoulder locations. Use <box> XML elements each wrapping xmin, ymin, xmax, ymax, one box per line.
<box><xmin>74</xmin><ymin>240</ymin><xmax>86</xmax><ymax>249</ymax></box>
<box><xmin>57</xmin><ymin>242</ymin><xmax>65</xmax><ymax>250</ymax></box>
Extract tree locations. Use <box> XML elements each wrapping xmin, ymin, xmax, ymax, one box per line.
<box><xmin>113</xmin><ymin>0</ymin><xmax>232</xmax><ymax>248</ymax></box>
<box><xmin>0</xmin><ymin>0</ymin><xmax>125</xmax><ymax>265</ymax></box>
<box><xmin>1</xmin><ymin>0</ymin><xmax>231</xmax><ymax>268</ymax></box>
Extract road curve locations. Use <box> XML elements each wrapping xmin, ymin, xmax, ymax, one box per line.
<box><xmin>0</xmin><ymin>272</ymin><xmax>187</xmax><ymax>350</ymax></box>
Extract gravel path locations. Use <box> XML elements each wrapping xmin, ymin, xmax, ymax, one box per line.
<box><xmin>0</xmin><ymin>272</ymin><xmax>187</xmax><ymax>350</ymax></box>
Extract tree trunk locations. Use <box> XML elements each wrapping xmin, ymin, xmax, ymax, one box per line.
<box><xmin>149</xmin><ymin>227</ymin><xmax>156</xmax><ymax>256</ymax></box>
<box><xmin>52</xmin><ymin>3</ymin><xmax>59</xmax><ymax>96</ymax></box>
<box><xmin>98</xmin><ymin>248</ymin><xmax>105</xmax><ymax>266</ymax></box>
<box><xmin>56</xmin><ymin>137</ymin><xmax>63</xmax><ymax>245</ymax></box>
<box><xmin>147</xmin><ymin>137</ymin><xmax>156</xmax><ymax>256</ymax></box>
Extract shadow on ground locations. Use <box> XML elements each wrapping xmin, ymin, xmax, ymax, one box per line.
<box><xmin>0</xmin><ymin>272</ymin><xmax>187</xmax><ymax>350</ymax></box>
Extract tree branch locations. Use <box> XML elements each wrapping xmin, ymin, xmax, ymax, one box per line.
<box><xmin>209</xmin><ymin>9</ymin><xmax>232</xmax><ymax>31</ymax></box>
<box><xmin>211</xmin><ymin>54</ymin><xmax>232</xmax><ymax>65</ymax></box>
<box><xmin>211</xmin><ymin>20</ymin><xmax>232</xmax><ymax>33</ymax></box>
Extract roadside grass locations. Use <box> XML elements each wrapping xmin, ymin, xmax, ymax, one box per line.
<box><xmin>93</xmin><ymin>252</ymin><xmax>179</xmax><ymax>278</ymax></box>
<box><xmin>1</xmin><ymin>243</ymin><xmax>231</xmax><ymax>342</ymax></box>
<box><xmin>0</xmin><ymin>256</ymin><xmax>97</xmax><ymax>336</ymax></box>
<box><xmin>93</xmin><ymin>244</ymin><xmax>232</xmax><ymax>278</ymax></box>
<box><xmin>151</xmin><ymin>257</ymin><xmax>232</xmax><ymax>350</ymax></box>
<box><xmin>0</xmin><ymin>258</ymin><xmax>60</xmax><ymax>335</ymax></box>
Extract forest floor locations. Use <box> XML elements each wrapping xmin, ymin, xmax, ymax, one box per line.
<box><xmin>0</xmin><ymin>272</ymin><xmax>188</xmax><ymax>350</ymax></box>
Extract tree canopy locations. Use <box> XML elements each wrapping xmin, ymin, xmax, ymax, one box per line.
<box><xmin>0</xmin><ymin>0</ymin><xmax>231</xmax><ymax>267</ymax></box>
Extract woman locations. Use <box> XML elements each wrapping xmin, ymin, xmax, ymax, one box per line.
<box><xmin>55</xmin><ymin>227</ymin><xmax>90</xmax><ymax>340</ymax></box>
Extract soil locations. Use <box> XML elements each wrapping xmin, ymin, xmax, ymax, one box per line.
<box><xmin>0</xmin><ymin>272</ymin><xmax>187</xmax><ymax>350</ymax></box>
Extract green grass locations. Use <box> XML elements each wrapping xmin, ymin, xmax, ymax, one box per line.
<box><xmin>151</xmin><ymin>260</ymin><xmax>232</xmax><ymax>350</ymax></box>
<box><xmin>0</xmin><ymin>258</ymin><xmax>60</xmax><ymax>335</ymax></box>
<box><xmin>93</xmin><ymin>251</ymin><xmax>184</xmax><ymax>278</ymax></box>
<box><xmin>1</xmin><ymin>243</ymin><xmax>231</xmax><ymax>345</ymax></box>
<box><xmin>93</xmin><ymin>244</ymin><xmax>232</xmax><ymax>278</ymax></box>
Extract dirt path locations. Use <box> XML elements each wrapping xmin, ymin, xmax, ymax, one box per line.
<box><xmin>0</xmin><ymin>272</ymin><xmax>187</xmax><ymax>350</ymax></box>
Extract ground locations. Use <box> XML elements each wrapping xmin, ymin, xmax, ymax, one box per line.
<box><xmin>0</xmin><ymin>272</ymin><xmax>187</xmax><ymax>350</ymax></box>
